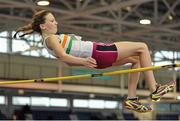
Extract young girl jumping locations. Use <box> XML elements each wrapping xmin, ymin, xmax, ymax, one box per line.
<box><xmin>14</xmin><ymin>10</ymin><xmax>175</xmax><ymax>113</ymax></box>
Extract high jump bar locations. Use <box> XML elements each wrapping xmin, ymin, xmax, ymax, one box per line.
<box><xmin>0</xmin><ymin>63</ymin><xmax>179</xmax><ymax>85</ymax></box>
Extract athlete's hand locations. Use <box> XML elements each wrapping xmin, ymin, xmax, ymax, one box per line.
<box><xmin>82</xmin><ymin>57</ymin><xmax>97</xmax><ymax>68</ymax></box>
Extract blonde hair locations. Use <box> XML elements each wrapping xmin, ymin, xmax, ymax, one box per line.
<box><xmin>14</xmin><ymin>10</ymin><xmax>51</xmax><ymax>38</ymax></box>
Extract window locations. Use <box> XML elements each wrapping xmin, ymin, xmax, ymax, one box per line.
<box><xmin>31</xmin><ymin>97</ymin><xmax>49</xmax><ymax>107</ymax></box>
<box><xmin>73</xmin><ymin>99</ymin><xmax>119</xmax><ymax>109</ymax></box>
<box><xmin>0</xmin><ymin>96</ymin><xmax>5</xmax><ymax>104</ymax></box>
<box><xmin>154</xmin><ymin>51</ymin><xmax>176</xmax><ymax>66</ymax></box>
<box><xmin>12</xmin><ymin>96</ymin><xmax>69</xmax><ymax>107</ymax></box>
<box><xmin>0</xmin><ymin>31</ymin><xmax>8</xmax><ymax>37</ymax></box>
<box><xmin>89</xmin><ymin>99</ymin><xmax>104</xmax><ymax>109</ymax></box>
<box><xmin>12</xmin><ymin>96</ymin><xmax>30</xmax><ymax>105</ymax></box>
<box><xmin>0</xmin><ymin>38</ymin><xmax>7</xmax><ymax>53</ymax></box>
<box><xmin>104</xmin><ymin>101</ymin><xmax>118</xmax><ymax>109</ymax></box>
<box><xmin>12</xmin><ymin>39</ymin><xmax>29</xmax><ymax>52</ymax></box>
<box><xmin>30</xmin><ymin>50</ymin><xmax>40</xmax><ymax>57</ymax></box>
<box><xmin>73</xmin><ymin>99</ymin><xmax>88</xmax><ymax>108</ymax></box>
<box><xmin>50</xmin><ymin>98</ymin><xmax>68</xmax><ymax>107</ymax></box>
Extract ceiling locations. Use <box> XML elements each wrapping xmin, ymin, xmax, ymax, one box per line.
<box><xmin>0</xmin><ymin>0</ymin><xmax>180</xmax><ymax>52</ymax></box>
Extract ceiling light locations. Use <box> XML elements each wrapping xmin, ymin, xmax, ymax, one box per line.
<box><xmin>125</xmin><ymin>6</ymin><xmax>132</xmax><ymax>12</ymax></box>
<box><xmin>37</xmin><ymin>0</ymin><xmax>50</xmax><ymax>6</ymax></box>
<box><xmin>89</xmin><ymin>93</ymin><xmax>95</xmax><ymax>98</ymax></box>
<box><xmin>168</xmin><ymin>15</ymin><xmax>173</xmax><ymax>20</ymax></box>
<box><xmin>177</xmin><ymin>96</ymin><xmax>180</xmax><ymax>100</ymax></box>
<box><xmin>140</xmin><ymin>19</ymin><xmax>151</xmax><ymax>25</ymax></box>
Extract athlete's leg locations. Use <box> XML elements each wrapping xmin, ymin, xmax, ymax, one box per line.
<box><xmin>113</xmin><ymin>56</ymin><xmax>140</xmax><ymax>98</ymax></box>
<box><xmin>113</xmin><ymin>56</ymin><xmax>152</xmax><ymax>113</ymax></box>
<box><xmin>114</xmin><ymin>41</ymin><xmax>156</xmax><ymax>92</ymax></box>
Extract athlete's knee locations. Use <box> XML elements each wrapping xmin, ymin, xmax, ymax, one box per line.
<box><xmin>131</xmin><ymin>58</ymin><xmax>140</xmax><ymax>67</ymax></box>
<box><xmin>141</xmin><ymin>42</ymin><xmax>148</xmax><ymax>49</ymax></box>
<box><xmin>133</xmin><ymin>56</ymin><xmax>140</xmax><ymax>63</ymax></box>
<box><xmin>136</xmin><ymin>42</ymin><xmax>149</xmax><ymax>51</ymax></box>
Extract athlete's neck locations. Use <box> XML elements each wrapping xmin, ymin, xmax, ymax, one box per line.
<box><xmin>42</xmin><ymin>32</ymin><xmax>55</xmax><ymax>39</ymax></box>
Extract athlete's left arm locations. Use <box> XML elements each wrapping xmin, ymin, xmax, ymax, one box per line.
<box><xmin>64</xmin><ymin>62</ymin><xmax>83</xmax><ymax>66</ymax></box>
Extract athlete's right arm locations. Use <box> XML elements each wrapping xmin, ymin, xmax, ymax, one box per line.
<box><xmin>46</xmin><ymin>35</ymin><xmax>97</xmax><ymax>68</ymax></box>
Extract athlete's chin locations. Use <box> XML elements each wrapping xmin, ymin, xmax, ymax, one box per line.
<box><xmin>54</xmin><ymin>29</ymin><xmax>58</xmax><ymax>34</ymax></box>
<box><xmin>51</xmin><ymin>29</ymin><xmax>57</xmax><ymax>34</ymax></box>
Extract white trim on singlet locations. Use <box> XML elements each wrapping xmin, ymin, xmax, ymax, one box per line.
<box><xmin>43</xmin><ymin>35</ymin><xmax>57</xmax><ymax>57</ymax></box>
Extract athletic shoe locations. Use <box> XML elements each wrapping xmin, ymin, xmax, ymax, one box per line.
<box><xmin>124</xmin><ymin>97</ymin><xmax>152</xmax><ymax>113</ymax></box>
<box><xmin>150</xmin><ymin>80</ymin><xmax>176</xmax><ymax>101</ymax></box>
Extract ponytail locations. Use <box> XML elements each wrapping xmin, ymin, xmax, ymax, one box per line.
<box><xmin>13</xmin><ymin>10</ymin><xmax>51</xmax><ymax>39</ymax></box>
<box><xmin>13</xmin><ymin>23</ymin><xmax>34</xmax><ymax>39</ymax></box>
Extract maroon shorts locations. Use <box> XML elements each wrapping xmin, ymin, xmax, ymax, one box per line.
<box><xmin>92</xmin><ymin>42</ymin><xmax>118</xmax><ymax>69</ymax></box>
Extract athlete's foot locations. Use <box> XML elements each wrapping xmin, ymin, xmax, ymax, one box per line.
<box><xmin>124</xmin><ymin>97</ymin><xmax>152</xmax><ymax>113</ymax></box>
<box><xmin>150</xmin><ymin>80</ymin><xmax>176</xmax><ymax>101</ymax></box>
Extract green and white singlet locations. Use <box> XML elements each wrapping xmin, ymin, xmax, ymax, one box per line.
<box><xmin>43</xmin><ymin>34</ymin><xmax>93</xmax><ymax>58</ymax></box>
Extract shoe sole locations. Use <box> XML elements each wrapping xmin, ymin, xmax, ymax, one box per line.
<box><xmin>124</xmin><ymin>106</ymin><xmax>152</xmax><ymax>113</ymax></box>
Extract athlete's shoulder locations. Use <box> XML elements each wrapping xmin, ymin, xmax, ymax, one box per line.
<box><xmin>48</xmin><ymin>34</ymin><xmax>58</xmax><ymax>39</ymax></box>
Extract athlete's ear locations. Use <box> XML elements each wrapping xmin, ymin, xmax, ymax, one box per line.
<box><xmin>40</xmin><ymin>23</ymin><xmax>46</xmax><ymax>30</ymax></box>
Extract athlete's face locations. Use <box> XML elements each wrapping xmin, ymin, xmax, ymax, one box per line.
<box><xmin>41</xmin><ymin>13</ymin><xmax>58</xmax><ymax>34</ymax></box>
